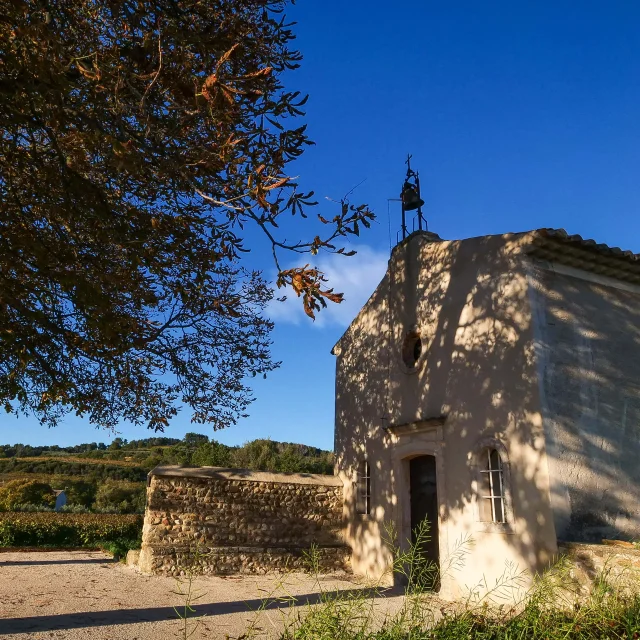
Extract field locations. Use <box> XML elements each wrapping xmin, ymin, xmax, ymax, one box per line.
<box><xmin>0</xmin><ymin>512</ymin><xmax>143</xmax><ymax>554</ymax></box>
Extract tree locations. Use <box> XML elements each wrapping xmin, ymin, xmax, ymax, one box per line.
<box><xmin>0</xmin><ymin>0</ymin><xmax>373</xmax><ymax>432</ymax></box>
<box><xmin>0</xmin><ymin>478</ymin><xmax>56</xmax><ymax>510</ymax></box>
<box><xmin>94</xmin><ymin>480</ymin><xmax>145</xmax><ymax>514</ymax></box>
<box><xmin>191</xmin><ymin>440</ymin><xmax>233</xmax><ymax>467</ymax></box>
<box><xmin>109</xmin><ymin>438</ymin><xmax>123</xmax><ymax>451</ymax></box>
<box><xmin>61</xmin><ymin>479</ymin><xmax>97</xmax><ymax>508</ymax></box>
<box><xmin>232</xmin><ymin>438</ymin><xmax>279</xmax><ymax>471</ymax></box>
<box><xmin>183</xmin><ymin>432</ymin><xmax>209</xmax><ymax>447</ymax></box>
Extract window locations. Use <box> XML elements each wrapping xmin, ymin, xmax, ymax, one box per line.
<box><xmin>478</xmin><ymin>449</ymin><xmax>506</xmax><ymax>523</ymax></box>
<box><xmin>356</xmin><ymin>460</ymin><xmax>371</xmax><ymax>515</ymax></box>
<box><xmin>402</xmin><ymin>331</ymin><xmax>423</xmax><ymax>369</ymax></box>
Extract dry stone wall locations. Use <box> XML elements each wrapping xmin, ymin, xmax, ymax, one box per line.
<box><xmin>559</xmin><ymin>541</ymin><xmax>640</xmax><ymax>599</ymax></box>
<box><xmin>139</xmin><ymin>466</ymin><xmax>350</xmax><ymax>576</ymax></box>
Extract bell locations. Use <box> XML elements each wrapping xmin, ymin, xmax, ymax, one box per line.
<box><xmin>401</xmin><ymin>182</ymin><xmax>424</xmax><ymax>211</ymax></box>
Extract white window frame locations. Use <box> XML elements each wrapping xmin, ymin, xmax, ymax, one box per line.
<box><xmin>479</xmin><ymin>448</ymin><xmax>506</xmax><ymax>523</ymax></box>
<box><xmin>472</xmin><ymin>439</ymin><xmax>514</xmax><ymax>534</ymax></box>
<box><xmin>356</xmin><ymin>460</ymin><xmax>371</xmax><ymax>515</ymax></box>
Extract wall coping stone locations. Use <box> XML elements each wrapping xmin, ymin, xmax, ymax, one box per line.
<box><xmin>149</xmin><ymin>465</ymin><xmax>343</xmax><ymax>487</ymax></box>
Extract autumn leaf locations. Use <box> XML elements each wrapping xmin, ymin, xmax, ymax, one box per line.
<box><xmin>0</xmin><ymin>0</ymin><xmax>373</xmax><ymax>432</ymax></box>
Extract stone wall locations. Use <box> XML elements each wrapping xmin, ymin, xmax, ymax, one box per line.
<box><xmin>138</xmin><ymin>466</ymin><xmax>350</xmax><ymax>576</ymax></box>
<box><xmin>559</xmin><ymin>541</ymin><xmax>640</xmax><ymax>598</ymax></box>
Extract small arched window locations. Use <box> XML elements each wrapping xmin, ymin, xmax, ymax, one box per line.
<box><xmin>356</xmin><ymin>460</ymin><xmax>371</xmax><ymax>515</ymax></box>
<box><xmin>479</xmin><ymin>449</ymin><xmax>506</xmax><ymax>523</ymax></box>
<box><xmin>402</xmin><ymin>331</ymin><xmax>423</xmax><ymax>369</ymax></box>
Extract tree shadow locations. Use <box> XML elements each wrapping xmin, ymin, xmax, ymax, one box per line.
<box><xmin>0</xmin><ymin>557</ymin><xmax>115</xmax><ymax>566</ymax></box>
<box><xmin>333</xmin><ymin>229</ymin><xmax>640</xmax><ymax>597</ymax></box>
<box><xmin>0</xmin><ymin>586</ymin><xmax>398</xmax><ymax>634</ymax></box>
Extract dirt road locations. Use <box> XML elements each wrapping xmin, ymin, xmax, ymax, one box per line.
<box><xmin>0</xmin><ymin>550</ymin><xmax>400</xmax><ymax>639</ymax></box>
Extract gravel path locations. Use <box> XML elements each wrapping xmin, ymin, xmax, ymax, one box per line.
<box><xmin>0</xmin><ymin>551</ymin><xmax>403</xmax><ymax>639</ymax></box>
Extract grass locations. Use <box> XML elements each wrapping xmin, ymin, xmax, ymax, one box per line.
<box><xmin>276</xmin><ymin>575</ymin><xmax>640</xmax><ymax>639</ymax></box>
<box><xmin>164</xmin><ymin>519</ymin><xmax>640</xmax><ymax>639</ymax></box>
<box><xmin>267</xmin><ymin>521</ymin><xmax>640</xmax><ymax>640</ymax></box>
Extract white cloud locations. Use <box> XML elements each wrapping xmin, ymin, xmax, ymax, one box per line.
<box><xmin>267</xmin><ymin>245</ymin><xmax>389</xmax><ymax>328</ymax></box>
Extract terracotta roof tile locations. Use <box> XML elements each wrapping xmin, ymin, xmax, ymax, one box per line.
<box><xmin>529</xmin><ymin>228</ymin><xmax>640</xmax><ymax>284</ymax></box>
<box><xmin>535</xmin><ymin>228</ymin><xmax>640</xmax><ymax>262</ymax></box>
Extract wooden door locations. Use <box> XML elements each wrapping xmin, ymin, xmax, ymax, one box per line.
<box><xmin>409</xmin><ymin>455</ymin><xmax>439</xmax><ymax>589</ymax></box>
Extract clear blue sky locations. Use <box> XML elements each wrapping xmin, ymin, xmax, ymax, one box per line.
<box><xmin>3</xmin><ymin>0</ymin><xmax>640</xmax><ymax>450</ymax></box>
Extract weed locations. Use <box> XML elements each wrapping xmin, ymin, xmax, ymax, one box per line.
<box><xmin>171</xmin><ymin>543</ymin><xmax>209</xmax><ymax>639</ymax></box>
<box><xmin>96</xmin><ymin>537</ymin><xmax>140</xmax><ymax>560</ymax></box>
<box><xmin>268</xmin><ymin>519</ymin><xmax>640</xmax><ymax>640</ymax></box>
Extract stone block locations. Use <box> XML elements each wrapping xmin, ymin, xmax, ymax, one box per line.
<box><xmin>126</xmin><ymin>549</ymin><xmax>140</xmax><ymax>567</ymax></box>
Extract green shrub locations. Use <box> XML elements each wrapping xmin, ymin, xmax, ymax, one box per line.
<box><xmin>96</xmin><ymin>537</ymin><xmax>141</xmax><ymax>558</ymax></box>
<box><xmin>10</xmin><ymin>503</ymin><xmax>54</xmax><ymax>512</ymax></box>
<box><xmin>58</xmin><ymin>504</ymin><xmax>91</xmax><ymax>514</ymax></box>
<box><xmin>0</xmin><ymin>512</ymin><xmax>142</xmax><ymax>547</ymax></box>
<box><xmin>231</xmin><ymin>439</ymin><xmax>280</xmax><ymax>471</ymax></box>
<box><xmin>228</xmin><ymin>439</ymin><xmax>333</xmax><ymax>474</ymax></box>
<box><xmin>191</xmin><ymin>441</ymin><xmax>233</xmax><ymax>467</ymax></box>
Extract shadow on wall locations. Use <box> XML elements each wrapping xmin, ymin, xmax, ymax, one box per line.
<box><xmin>530</xmin><ymin>264</ymin><xmax>640</xmax><ymax>543</ymax></box>
<box><xmin>333</xmin><ymin>231</ymin><xmax>640</xmax><ymax>588</ymax></box>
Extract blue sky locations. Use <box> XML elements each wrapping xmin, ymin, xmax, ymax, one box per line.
<box><xmin>4</xmin><ymin>0</ymin><xmax>640</xmax><ymax>450</ymax></box>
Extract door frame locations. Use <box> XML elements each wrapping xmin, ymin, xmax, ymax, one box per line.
<box><xmin>409</xmin><ymin>454</ymin><xmax>440</xmax><ymax>568</ymax></box>
<box><xmin>391</xmin><ymin>437</ymin><xmax>450</xmax><ymax>595</ymax></box>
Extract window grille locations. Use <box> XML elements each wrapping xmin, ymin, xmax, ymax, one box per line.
<box><xmin>356</xmin><ymin>460</ymin><xmax>371</xmax><ymax>515</ymax></box>
<box><xmin>479</xmin><ymin>449</ymin><xmax>506</xmax><ymax>523</ymax></box>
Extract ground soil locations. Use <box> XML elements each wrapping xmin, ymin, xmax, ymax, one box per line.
<box><xmin>0</xmin><ymin>550</ymin><xmax>405</xmax><ymax>639</ymax></box>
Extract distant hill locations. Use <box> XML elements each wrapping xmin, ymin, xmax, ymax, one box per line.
<box><xmin>0</xmin><ymin>434</ymin><xmax>334</xmax><ymax>476</ymax></box>
<box><xmin>0</xmin><ymin>435</ymin><xmax>334</xmax><ymax>514</ymax></box>
<box><xmin>0</xmin><ymin>458</ymin><xmax>147</xmax><ymax>482</ymax></box>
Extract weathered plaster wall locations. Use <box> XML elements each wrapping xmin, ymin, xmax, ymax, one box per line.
<box><xmin>139</xmin><ymin>467</ymin><xmax>350</xmax><ymax>575</ymax></box>
<box><xmin>333</xmin><ymin>231</ymin><xmax>558</xmax><ymax>599</ymax></box>
<box><xmin>528</xmin><ymin>263</ymin><xmax>640</xmax><ymax>542</ymax></box>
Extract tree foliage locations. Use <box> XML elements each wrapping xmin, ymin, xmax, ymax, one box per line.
<box><xmin>61</xmin><ymin>479</ymin><xmax>97</xmax><ymax>508</ymax></box>
<box><xmin>183</xmin><ymin>432</ymin><xmax>209</xmax><ymax>446</ymax></box>
<box><xmin>0</xmin><ymin>478</ymin><xmax>56</xmax><ymax>510</ymax></box>
<box><xmin>0</xmin><ymin>512</ymin><xmax>142</xmax><ymax>547</ymax></box>
<box><xmin>190</xmin><ymin>440</ymin><xmax>234</xmax><ymax>467</ymax></box>
<box><xmin>0</xmin><ymin>0</ymin><xmax>373</xmax><ymax>431</ymax></box>
<box><xmin>0</xmin><ymin>434</ymin><xmax>335</xmax><ymax>474</ymax></box>
<box><xmin>0</xmin><ymin>458</ymin><xmax>148</xmax><ymax>481</ymax></box>
<box><xmin>94</xmin><ymin>480</ymin><xmax>145</xmax><ymax>514</ymax></box>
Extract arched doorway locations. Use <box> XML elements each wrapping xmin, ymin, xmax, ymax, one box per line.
<box><xmin>409</xmin><ymin>454</ymin><xmax>440</xmax><ymax>589</ymax></box>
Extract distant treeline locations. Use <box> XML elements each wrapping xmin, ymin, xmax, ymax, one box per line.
<box><xmin>0</xmin><ymin>434</ymin><xmax>334</xmax><ymax>476</ymax></box>
<box><xmin>0</xmin><ymin>437</ymin><xmax>181</xmax><ymax>459</ymax></box>
<box><xmin>0</xmin><ymin>458</ymin><xmax>148</xmax><ymax>482</ymax></box>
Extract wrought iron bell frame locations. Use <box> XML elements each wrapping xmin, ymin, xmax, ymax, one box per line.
<box><xmin>400</xmin><ymin>154</ymin><xmax>426</xmax><ymax>240</ymax></box>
